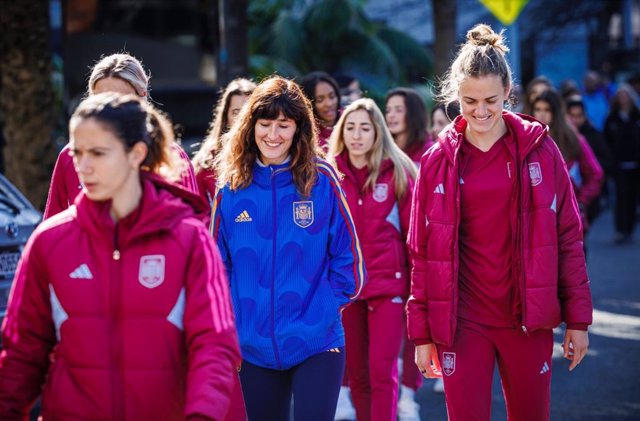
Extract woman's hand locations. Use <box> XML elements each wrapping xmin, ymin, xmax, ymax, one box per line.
<box><xmin>563</xmin><ymin>329</ymin><xmax>589</xmax><ymax>371</ymax></box>
<box><xmin>415</xmin><ymin>343</ymin><xmax>442</xmax><ymax>378</ymax></box>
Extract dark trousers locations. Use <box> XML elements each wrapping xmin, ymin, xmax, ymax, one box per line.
<box><xmin>239</xmin><ymin>348</ymin><xmax>345</xmax><ymax>421</ymax></box>
<box><xmin>614</xmin><ymin>169</ymin><xmax>640</xmax><ymax>235</ymax></box>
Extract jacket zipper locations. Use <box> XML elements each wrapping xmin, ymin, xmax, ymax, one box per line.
<box><xmin>110</xmin><ymin>224</ymin><xmax>125</xmax><ymax>419</ymax></box>
<box><xmin>517</xmin><ymin>156</ymin><xmax>528</xmax><ymax>335</ymax></box>
<box><xmin>270</xmin><ymin>167</ymin><xmax>282</xmax><ymax>368</ymax></box>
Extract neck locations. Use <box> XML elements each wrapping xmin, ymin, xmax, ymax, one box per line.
<box><xmin>394</xmin><ymin>132</ymin><xmax>409</xmax><ymax>151</ymax></box>
<box><xmin>348</xmin><ymin>153</ymin><xmax>368</xmax><ymax>169</ymax></box>
<box><xmin>110</xmin><ymin>174</ymin><xmax>143</xmax><ymax>222</ymax></box>
<box><xmin>465</xmin><ymin>119</ymin><xmax>507</xmax><ymax>152</ymax></box>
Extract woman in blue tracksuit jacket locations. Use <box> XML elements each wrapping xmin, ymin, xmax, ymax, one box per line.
<box><xmin>211</xmin><ymin>76</ymin><xmax>365</xmax><ymax>421</ymax></box>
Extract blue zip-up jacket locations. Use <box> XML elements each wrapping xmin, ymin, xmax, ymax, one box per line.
<box><xmin>211</xmin><ymin>158</ymin><xmax>365</xmax><ymax>369</ymax></box>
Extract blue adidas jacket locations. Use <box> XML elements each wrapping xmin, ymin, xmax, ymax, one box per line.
<box><xmin>211</xmin><ymin>159</ymin><xmax>365</xmax><ymax>369</ymax></box>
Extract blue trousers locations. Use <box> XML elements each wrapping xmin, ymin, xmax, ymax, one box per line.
<box><xmin>239</xmin><ymin>348</ymin><xmax>345</xmax><ymax>421</ymax></box>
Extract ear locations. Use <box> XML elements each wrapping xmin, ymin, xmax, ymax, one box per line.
<box><xmin>128</xmin><ymin>142</ymin><xmax>148</xmax><ymax>168</ymax></box>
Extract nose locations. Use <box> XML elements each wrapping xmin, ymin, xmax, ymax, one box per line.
<box><xmin>75</xmin><ymin>156</ymin><xmax>92</xmax><ymax>175</ymax></box>
<box><xmin>267</xmin><ymin>123</ymin><xmax>278</xmax><ymax>140</ymax></box>
<box><xmin>477</xmin><ymin>102</ymin><xmax>487</xmax><ymax>116</ymax></box>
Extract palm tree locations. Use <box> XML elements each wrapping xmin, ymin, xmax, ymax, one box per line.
<box><xmin>248</xmin><ymin>0</ymin><xmax>434</xmax><ymax>102</ymax></box>
<box><xmin>0</xmin><ymin>0</ymin><xmax>57</xmax><ymax>210</ymax></box>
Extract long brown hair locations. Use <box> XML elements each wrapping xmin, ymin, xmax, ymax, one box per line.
<box><xmin>193</xmin><ymin>78</ymin><xmax>256</xmax><ymax>173</ymax></box>
<box><xmin>214</xmin><ymin>76</ymin><xmax>320</xmax><ymax>197</ymax></box>
<box><xmin>533</xmin><ymin>89</ymin><xmax>581</xmax><ymax>162</ymax></box>
<box><xmin>329</xmin><ymin>98</ymin><xmax>417</xmax><ymax>200</ymax></box>
<box><xmin>384</xmin><ymin>87</ymin><xmax>428</xmax><ymax>152</ymax></box>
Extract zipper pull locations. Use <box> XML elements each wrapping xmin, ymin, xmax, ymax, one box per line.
<box><xmin>358</xmin><ymin>198</ymin><xmax>363</xmax><ymax>206</ymax></box>
<box><xmin>521</xmin><ymin>325</ymin><xmax>528</xmax><ymax>335</ymax></box>
<box><xmin>113</xmin><ymin>250</ymin><xmax>121</xmax><ymax>260</ymax></box>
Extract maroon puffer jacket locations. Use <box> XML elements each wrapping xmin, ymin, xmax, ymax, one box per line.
<box><xmin>0</xmin><ymin>173</ymin><xmax>241</xmax><ymax>421</ymax></box>
<box><xmin>336</xmin><ymin>153</ymin><xmax>413</xmax><ymax>299</ymax></box>
<box><xmin>407</xmin><ymin>111</ymin><xmax>593</xmax><ymax>346</ymax></box>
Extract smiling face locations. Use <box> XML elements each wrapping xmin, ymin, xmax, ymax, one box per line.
<box><xmin>459</xmin><ymin>75</ymin><xmax>509</xmax><ymax>141</ymax></box>
<box><xmin>70</xmin><ymin>118</ymin><xmax>144</xmax><ymax>203</ymax></box>
<box><xmin>385</xmin><ymin>95</ymin><xmax>407</xmax><ymax>137</ymax></box>
<box><xmin>343</xmin><ymin>109</ymin><xmax>375</xmax><ymax>168</ymax></box>
<box><xmin>254</xmin><ymin>112</ymin><xmax>297</xmax><ymax>165</ymax></box>
<box><xmin>314</xmin><ymin>81</ymin><xmax>339</xmax><ymax>126</ymax></box>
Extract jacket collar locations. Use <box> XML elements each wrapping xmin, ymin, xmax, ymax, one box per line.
<box><xmin>438</xmin><ymin>111</ymin><xmax>548</xmax><ymax>164</ymax></box>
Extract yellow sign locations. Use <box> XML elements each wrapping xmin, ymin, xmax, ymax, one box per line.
<box><xmin>480</xmin><ymin>0</ymin><xmax>529</xmax><ymax>26</ymax></box>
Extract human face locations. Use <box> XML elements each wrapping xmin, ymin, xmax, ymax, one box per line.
<box><xmin>533</xmin><ymin>100</ymin><xmax>553</xmax><ymax>125</ymax></box>
<box><xmin>93</xmin><ymin>77</ymin><xmax>139</xmax><ymax>96</ymax></box>
<box><xmin>226</xmin><ymin>94</ymin><xmax>249</xmax><ymax>128</ymax></box>
<box><xmin>567</xmin><ymin>105</ymin><xmax>585</xmax><ymax>128</ymax></box>
<box><xmin>254</xmin><ymin>112</ymin><xmax>297</xmax><ymax>165</ymax></box>
<box><xmin>71</xmin><ymin>118</ymin><xmax>143</xmax><ymax>204</ymax></box>
<box><xmin>459</xmin><ymin>75</ymin><xmax>509</xmax><ymax>141</ymax></box>
<box><xmin>431</xmin><ymin>108</ymin><xmax>449</xmax><ymax>139</ymax></box>
<box><xmin>343</xmin><ymin>109</ymin><xmax>375</xmax><ymax>168</ymax></box>
<box><xmin>314</xmin><ymin>81</ymin><xmax>338</xmax><ymax>126</ymax></box>
<box><xmin>385</xmin><ymin>95</ymin><xmax>407</xmax><ymax>136</ymax></box>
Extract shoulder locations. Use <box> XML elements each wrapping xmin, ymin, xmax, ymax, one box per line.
<box><xmin>315</xmin><ymin>158</ymin><xmax>342</xmax><ymax>187</ymax></box>
<box><xmin>29</xmin><ymin>207</ymin><xmax>78</xmax><ymax>254</ymax></box>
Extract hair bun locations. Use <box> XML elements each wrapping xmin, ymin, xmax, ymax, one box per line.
<box><xmin>466</xmin><ymin>24</ymin><xmax>509</xmax><ymax>53</ymax></box>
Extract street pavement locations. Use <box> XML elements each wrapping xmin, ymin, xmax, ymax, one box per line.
<box><xmin>415</xmin><ymin>209</ymin><xmax>640</xmax><ymax>421</ymax></box>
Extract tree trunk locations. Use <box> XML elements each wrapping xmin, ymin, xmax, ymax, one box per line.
<box><xmin>218</xmin><ymin>0</ymin><xmax>249</xmax><ymax>85</ymax></box>
<box><xmin>0</xmin><ymin>0</ymin><xmax>57</xmax><ymax>210</ymax></box>
<box><xmin>433</xmin><ymin>0</ymin><xmax>457</xmax><ymax>79</ymax></box>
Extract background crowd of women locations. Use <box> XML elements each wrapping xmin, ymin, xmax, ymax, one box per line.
<box><xmin>5</xmin><ymin>20</ymin><xmax>638</xmax><ymax>421</ymax></box>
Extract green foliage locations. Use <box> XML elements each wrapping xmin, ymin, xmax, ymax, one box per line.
<box><xmin>248</xmin><ymin>0</ymin><xmax>433</xmax><ymax>104</ymax></box>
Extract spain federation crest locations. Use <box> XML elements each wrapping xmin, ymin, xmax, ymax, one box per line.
<box><xmin>528</xmin><ymin>162</ymin><xmax>543</xmax><ymax>186</ymax></box>
<box><xmin>373</xmin><ymin>183</ymin><xmax>388</xmax><ymax>203</ymax></box>
<box><xmin>293</xmin><ymin>201</ymin><xmax>314</xmax><ymax>228</ymax></box>
<box><xmin>442</xmin><ymin>352</ymin><xmax>456</xmax><ymax>376</ymax></box>
<box><xmin>138</xmin><ymin>255</ymin><xmax>165</xmax><ymax>288</ymax></box>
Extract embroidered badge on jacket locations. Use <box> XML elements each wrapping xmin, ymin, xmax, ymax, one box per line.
<box><xmin>528</xmin><ymin>162</ymin><xmax>543</xmax><ymax>186</ymax></box>
<box><xmin>443</xmin><ymin>352</ymin><xmax>456</xmax><ymax>376</ymax></box>
<box><xmin>293</xmin><ymin>201</ymin><xmax>314</xmax><ymax>228</ymax></box>
<box><xmin>373</xmin><ymin>183</ymin><xmax>388</xmax><ymax>202</ymax></box>
<box><xmin>139</xmin><ymin>255</ymin><xmax>166</xmax><ymax>288</ymax></box>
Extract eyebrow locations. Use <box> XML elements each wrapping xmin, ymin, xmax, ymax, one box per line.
<box><xmin>462</xmin><ymin>95</ymin><xmax>499</xmax><ymax>101</ymax></box>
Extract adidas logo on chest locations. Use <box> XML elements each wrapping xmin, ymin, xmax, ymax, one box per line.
<box><xmin>70</xmin><ymin>263</ymin><xmax>93</xmax><ymax>280</ymax></box>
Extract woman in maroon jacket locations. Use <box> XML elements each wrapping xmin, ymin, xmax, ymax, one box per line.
<box><xmin>385</xmin><ymin>87</ymin><xmax>434</xmax><ymax>165</ymax></box>
<box><xmin>408</xmin><ymin>24</ymin><xmax>593</xmax><ymax>421</ymax></box>
<box><xmin>329</xmin><ymin>98</ymin><xmax>416</xmax><ymax>421</ymax></box>
<box><xmin>532</xmin><ymin>89</ymin><xmax>604</xmax><ymax>234</ymax></box>
<box><xmin>0</xmin><ymin>93</ymin><xmax>241</xmax><ymax>421</ymax></box>
<box><xmin>43</xmin><ymin>53</ymin><xmax>198</xmax><ymax>219</ymax></box>
<box><xmin>192</xmin><ymin>78</ymin><xmax>256</xmax><ymax>206</ymax></box>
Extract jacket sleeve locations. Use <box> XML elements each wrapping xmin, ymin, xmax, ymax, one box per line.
<box><xmin>399</xmin><ymin>173</ymin><xmax>415</xmax><ymax>240</ymax></box>
<box><xmin>43</xmin><ymin>149</ymin><xmax>71</xmax><ymax>220</ymax></box>
<box><xmin>406</xmin><ymin>161</ymin><xmax>432</xmax><ymax>344</ymax></box>
<box><xmin>210</xmin><ymin>189</ymin><xmax>231</xmax><ymax>277</ymax></box>
<box><xmin>184</xmin><ymin>224</ymin><xmax>241</xmax><ymax>421</ymax></box>
<box><xmin>0</xmin><ymin>234</ymin><xmax>55</xmax><ymax>420</ymax></box>
<box><xmin>322</xmin><ymin>167</ymin><xmax>365</xmax><ymax>310</ymax></box>
<box><xmin>552</xmin><ymin>142</ymin><xmax>593</xmax><ymax>330</ymax></box>
<box><xmin>576</xmin><ymin>135</ymin><xmax>604</xmax><ymax>206</ymax></box>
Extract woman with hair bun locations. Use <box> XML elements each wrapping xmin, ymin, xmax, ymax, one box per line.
<box><xmin>407</xmin><ymin>24</ymin><xmax>593</xmax><ymax>420</ymax></box>
<box><xmin>44</xmin><ymin>53</ymin><xmax>198</xmax><ymax>219</ymax></box>
<box><xmin>0</xmin><ymin>92</ymin><xmax>240</xmax><ymax>421</ymax></box>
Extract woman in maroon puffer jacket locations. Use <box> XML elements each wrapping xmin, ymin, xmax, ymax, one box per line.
<box><xmin>408</xmin><ymin>24</ymin><xmax>593</xmax><ymax>421</ymax></box>
<box><xmin>329</xmin><ymin>98</ymin><xmax>416</xmax><ymax>421</ymax></box>
<box><xmin>0</xmin><ymin>93</ymin><xmax>241</xmax><ymax>421</ymax></box>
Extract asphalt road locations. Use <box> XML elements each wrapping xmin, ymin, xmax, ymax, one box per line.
<box><xmin>415</xmin><ymin>209</ymin><xmax>640</xmax><ymax>421</ymax></box>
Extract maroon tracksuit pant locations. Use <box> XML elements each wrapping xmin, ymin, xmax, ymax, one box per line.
<box><xmin>343</xmin><ymin>297</ymin><xmax>405</xmax><ymax>421</ymax></box>
<box><xmin>437</xmin><ymin>319</ymin><xmax>553</xmax><ymax>421</ymax></box>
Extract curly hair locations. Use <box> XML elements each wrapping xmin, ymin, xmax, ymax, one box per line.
<box><xmin>214</xmin><ymin>76</ymin><xmax>321</xmax><ymax>197</ymax></box>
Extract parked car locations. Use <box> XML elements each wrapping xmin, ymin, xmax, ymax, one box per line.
<box><xmin>0</xmin><ymin>174</ymin><xmax>41</xmax><ymax>325</ymax></box>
